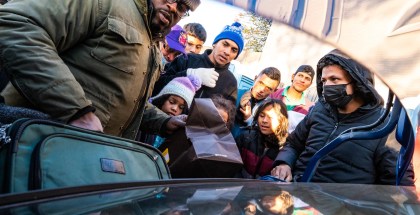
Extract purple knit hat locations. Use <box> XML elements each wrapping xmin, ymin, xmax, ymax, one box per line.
<box><xmin>151</xmin><ymin>75</ymin><xmax>202</xmax><ymax>108</ymax></box>
<box><xmin>166</xmin><ymin>25</ymin><xmax>187</xmax><ymax>55</ymax></box>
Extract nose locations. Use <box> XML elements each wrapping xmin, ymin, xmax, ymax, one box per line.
<box><xmin>297</xmin><ymin>76</ymin><xmax>305</xmax><ymax>83</ymax></box>
<box><xmin>190</xmin><ymin>47</ymin><xmax>197</xmax><ymax>53</ymax></box>
<box><xmin>221</xmin><ymin>47</ymin><xmax>231</xmax><ymax>56</ymax></box>
<box><xmin>261</xmin><ymin>115</ymin><xmax>269</xmax><ymax>124</ymax></box>
<box><xmin>167</xmin><ymin>53</ymin><xmax>176</xmax><ymax>62</ymax></box>
<box><xmin>168</xmin><ymin>2</ymin><xmax>178</xmax><ymax>14</ymax></box>
<box><xmin>171</xmin><ymin>105</ymin><xmax>179</xmax><ymax>112</ymax></box>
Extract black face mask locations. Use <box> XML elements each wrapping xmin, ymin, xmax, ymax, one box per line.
<box><xmin>323</xmin><ymin>83</ymin><xmax>353</xmax><ymax>108</ymax></box>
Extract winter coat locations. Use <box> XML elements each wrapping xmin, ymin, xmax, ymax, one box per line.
<box><xmin>152</xmin><ymin>49</ymin><xmax>238</xmax><ymax>103</ymax></box>
<box><xmin>236</xmin><ymin>128</ymin><xmax>280</xmax><ymax>179</ymax></box>
<box><xmin>274</xmin><ymin>52</ymin><xmax>415</xmax><ymax>185</ymax></box>
<box><xmin>0</xmin><ymin>0</ymin><xmax>169</xmax><ymax>139</ymax></box>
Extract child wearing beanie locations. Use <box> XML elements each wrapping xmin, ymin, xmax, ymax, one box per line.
<box><xmin>140</xmin><ymin>75</ymin><xmax>202</xmax><ymax>148</ymax></box>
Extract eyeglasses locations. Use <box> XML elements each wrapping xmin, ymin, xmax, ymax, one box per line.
<box><xmin>166</xmin><ymin>0</ymin><xmax>190</xmax><ymax>18</ymax></box>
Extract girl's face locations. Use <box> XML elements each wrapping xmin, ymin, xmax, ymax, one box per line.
<box><xmin>258</xmin><ymin>104</ymin><xmax>281</xmax><ymax>135</ymax></box>
<box><xmin>161</xmin><ymin>95</ymin><xmax>186</xmax><ymax>116</ymax></box>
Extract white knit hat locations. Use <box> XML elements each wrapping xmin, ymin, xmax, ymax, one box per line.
<box><xmin>151</xmin><ymin>75</ymin><xmax>202</xmax><ymax>108</ymax></box>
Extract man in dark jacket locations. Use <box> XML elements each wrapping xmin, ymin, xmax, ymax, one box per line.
<box><xmin>153</xmin><ymin>22</ymin><xmax>245</xmax><ymax>103</ymax></box>
<box><xmin>0</xmin><ymin>0</ymin><xmax>200</xmax><ymax>139</ymax></box>
<box><xmin>271</xmin><ymin>50</ymin><xmax>415</xmax><ymax>185</ymax></box>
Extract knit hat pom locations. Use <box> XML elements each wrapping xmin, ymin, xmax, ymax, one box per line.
<box><xmin>187</xmin><ymin>74</ymin><xmax>202</xmax><ymax>91</ymax></box>
<box><xmin>232</xmin><ymin>22</ymin><xmax>243</xmax><ymax>29</ymax></box>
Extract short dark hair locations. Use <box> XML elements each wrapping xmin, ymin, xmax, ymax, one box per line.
<box><xmin>295</xmin><ymin>65</ymin><xmax>315</xmax><ymax>82</ymax></box>
<box><xmin>211</xmin><ymin>94</ymin><xmax>236</xmax><ymax>130</ymax></box>
<box><xmin>257</xmin><ymin>67</ymin><xmax>281</xmax><ymax>82</ymax></box>
<box><xmin>183</xmin><ymin>23</ymin><xmax>207</xmax><ymax>42</ymax></box>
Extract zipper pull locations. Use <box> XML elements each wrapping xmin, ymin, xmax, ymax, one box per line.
<box><xmin>0</xmin><ymin>124</ymin><xmax>12</xmax><ymax>149</ymax></box>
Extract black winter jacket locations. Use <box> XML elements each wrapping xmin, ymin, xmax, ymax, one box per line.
<box><xmin>152</xmin><ymin>49</ymin><xmax>238</xmax><ymax>103</ymax></box>
<box><xmin>274</xmin><ymin>51</ymin><xmax>415</xmax><ymax>185</ymax></box>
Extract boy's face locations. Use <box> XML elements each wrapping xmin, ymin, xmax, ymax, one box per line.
<box><xmin>161</xmin><ymin>43</ymin><xmax>182</xmax><ymax>63</ymax></box>
<box><xmin>161</xmin><ymin>95</ymin><xmax>186</xmax><ymax>116</ymax></box>
<box><xmin>291</xmin><ymin>71</ymin><xmax>312</xmax><ymax>93</ymax></box>
<box><xmin>208</xmin><ymin>39</ymin><xmax>238</xmax><ymax>67</ymax></box>
<box><xmin>185</xmin><ymin>34</ymin><xmax>204</xmax><ymax>54</ymax></box>
<box><xmin>321</xmin><ymin>65</ymin><xmax>354</xmax><ymax>94</ymax></box>
<box><xmin>251</xmin><ymin>74</ymin><xmax>279</xmax><ymax>100</ymax></box>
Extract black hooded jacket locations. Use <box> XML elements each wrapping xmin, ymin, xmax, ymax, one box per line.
<box><xmin>274</xmin><ymin>51</ymin><xmax>414</xmax><ymax>185</ymax></box>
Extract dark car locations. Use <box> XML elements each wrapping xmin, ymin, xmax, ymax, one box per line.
<box><xmin>0</xmin><ymin>0</ymin><xmax>419</xmax><ymax>214</ymax></box>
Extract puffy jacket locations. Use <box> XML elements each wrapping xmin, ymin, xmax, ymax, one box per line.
<box><xmin>274</xmin><ymin>51</ymin><xmax>415</xmax><ymax>185</ymax></box>
<box><xmin>0</xmin><ymin>0</ymin><xmax>169</xmax><ymax>139</ymax></box>
<box><xmin>236</xmin><ymin>128</ymin><xmax>280</xmax><ymax>179</ymax></box>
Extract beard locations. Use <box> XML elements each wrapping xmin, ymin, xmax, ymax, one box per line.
<box><xmin>149</xmin><ymin>8</ymin><xmax>173</xmax><ymax>40</ymax></box>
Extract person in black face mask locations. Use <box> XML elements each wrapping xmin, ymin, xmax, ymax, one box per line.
<box><xmin>270</xmin><ymin>49</ymin><xmax>414</xmax><ymax>185</ymax></box>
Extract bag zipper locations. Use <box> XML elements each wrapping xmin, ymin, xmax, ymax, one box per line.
<box><xmin>0</xmin><ymin>124</ymin><xmax>12</xmax><ymax>149</ymax></box>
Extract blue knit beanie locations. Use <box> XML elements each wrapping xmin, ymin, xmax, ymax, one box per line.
<box><xmin>212</xmin><ymin>22</ymin><xmax>244</xmax><ymax>59</ymax></box>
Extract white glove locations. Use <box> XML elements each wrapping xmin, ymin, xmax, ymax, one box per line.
<box><xmin>186</xmin><ymin>68</ymin><xmax>219</xmax><ymax>88</ymax></box>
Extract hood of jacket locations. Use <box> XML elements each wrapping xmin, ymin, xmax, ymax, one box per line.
<box><xmin>316</xmin><ymin>49</ymin><xmax>384</xmax><ymax>111</ymax></box>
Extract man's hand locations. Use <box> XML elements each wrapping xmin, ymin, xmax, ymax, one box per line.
<box><xmin>69</xmin><ymin>112</ymin><xmax>103</xmax><ymax>132</ymax></box>
<box><xmin>239</xmin><ymin>92</ymin><xmax>252</xmax><ymax>108</ymax></box>
<box><xmin>166</xmin><ymin>114</ymin><xmax>187</xmax><ymax>132</ymax></box>
<box><xmin>271</xmin><ymin>164</ymin><xmax>293</xmax><ymax>182</ymax></box>
<box><xmin>240</xmin><ymin>101</ymin><xmax>252</xmax><ymax>120</ymax></box>
<box><xmin>187</xmin><ymin>68</ymin><xmax>219</xmax><ymax>88</ymax></box>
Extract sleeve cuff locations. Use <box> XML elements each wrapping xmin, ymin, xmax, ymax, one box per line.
<box><xmin>68</xmin><ymin>106</ymin><xmax>96</xmax><ymax>123</ymax></box>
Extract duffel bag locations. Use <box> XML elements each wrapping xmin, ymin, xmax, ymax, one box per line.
<box><xmin>0</xmin><ymin>119</ymin><xmax>170</xmax><ymax>193</ymax></box>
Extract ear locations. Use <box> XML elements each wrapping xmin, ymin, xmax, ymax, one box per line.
<box><xmin>291</xmin><ymin>74</ymin><xmax>295</xmax><ymax>82</ymax></box>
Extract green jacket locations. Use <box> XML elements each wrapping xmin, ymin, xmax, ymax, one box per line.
<box><xmin>0</xmin><ymin>0</ymin><xmax>169</xmax><ymax>139</ymax></box>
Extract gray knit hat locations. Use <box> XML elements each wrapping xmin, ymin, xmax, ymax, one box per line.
<box><xmin>151</xmin><ymin>75</ymin><xmax>202</xmax><ymax>108</ymax></box>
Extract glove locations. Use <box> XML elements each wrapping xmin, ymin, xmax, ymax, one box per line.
<box><xmin>187</xmin><ymin>68</ymin><xmax>219</xmax><ymax>88</ymax></box>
